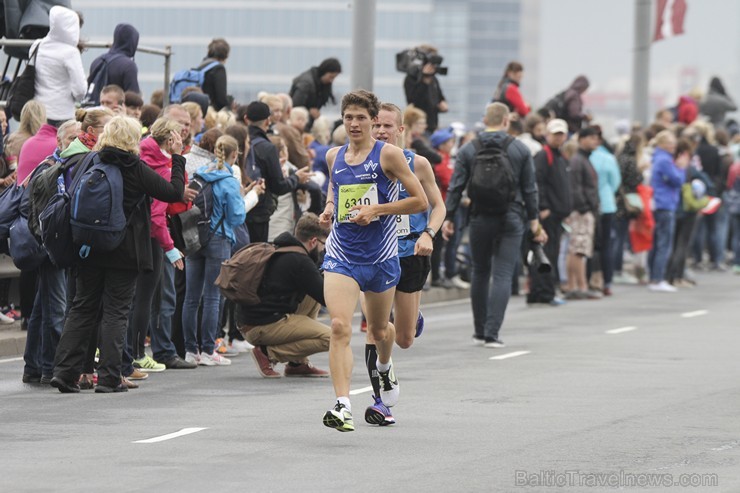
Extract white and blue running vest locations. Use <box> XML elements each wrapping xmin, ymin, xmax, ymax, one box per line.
<box><xmin>325</xmin><ymin>140</ymin><xmax>399</xmax><ymax>265</ymax></box>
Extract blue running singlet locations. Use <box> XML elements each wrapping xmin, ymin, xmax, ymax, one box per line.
<box><xmin>325</xmin><ymin>140</ymin><xmax>399</xmax><ymax>265</ymax></box>
<box><xmin>397</xmin><ymin>149</ymin><xmax>429</xmax><ymax>258</ymax></box>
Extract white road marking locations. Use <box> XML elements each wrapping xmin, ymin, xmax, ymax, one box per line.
<box><xmin>349</xmin><ymin>386</ymin><xmax>373</xmax><ymax>396</ymax></box>
<box><xmin>681</xmin><ymin>310</ymin><xmax>708</xmax><ymax>318</ymax></box>
<box><xmin>0</xmin><ymin>357</ymin><xmax>23</xmax><ymax>364</ymax></box>
<box><xmin>133</xmin><ymin>427</ymin><xmax>207</xmax><ymax>444</ymax></box>
<box><xmin>489</xmin><ymin>351</ymin><xmax>531</xmax><ymax>361</ymax></box>
<box><xmin>606</xmin><ymin>326</ymin><xmax>638</xmax><ymax>335</ymax></box>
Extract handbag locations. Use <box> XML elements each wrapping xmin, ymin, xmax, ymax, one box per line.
<box><xmin>623</xmin><ymin>192</ymin><xmax>643</xmax><ymax>215</ymax></box>
<box><xmin>7</xmin><ymin>42</ymin><xmax>40</xmax><ymax>121</ymax></box>
<box><xmin>170</xmin><ymin>205</ymin><xmax>203</xmax><ymax>256</ymax></box>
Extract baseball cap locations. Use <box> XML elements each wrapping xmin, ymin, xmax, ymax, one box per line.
<box><xmin>430</xmin><ymin>128</ymin><xmax>455</xmax><ymax>149</ymax></box>
<box><xmin>246</xmin><ymin>101</ymin><xmax>271</xmax><ymax>122</ymax></box>
<box><xmin>546</xmin><ymin>119</ymin><xmax>568</xmax><ymax>134</ymax></box>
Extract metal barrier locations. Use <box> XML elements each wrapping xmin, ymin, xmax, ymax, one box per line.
<box><xmin>0</xmin><ymin>38</ymin><xmax>173</xmax><ymax>107</ymax></box>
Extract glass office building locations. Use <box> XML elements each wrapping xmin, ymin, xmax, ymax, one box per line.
<box><xmin>75</xmin><ymin>0</ymin><xmax>533</xmax><ymax>129</ymax></box>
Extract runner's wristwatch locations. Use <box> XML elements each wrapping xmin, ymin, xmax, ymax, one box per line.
<box><xmin>423</xmin><ymin>227</ymin><xmax>435</xmax><ymax>238</ymax></box>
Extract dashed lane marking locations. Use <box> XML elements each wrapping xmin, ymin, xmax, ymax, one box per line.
<box><xmin>681</xmin><ymin>310</ymin><xmax>708</xmax><ymax>318</ymax></box>
<box><xmin>133</xmin><ymin>427</ymin><xmax>208</xmax><ymax>444</ymax></box>
<box><xmin>489</xmin><ymin>351</ymin><xmax>531</xmax><ymax>361</ymax></box>
<box><xmin>606</xmin><ymin>326</ymin><xmax>638</xmax><ymax>335</ymax></box>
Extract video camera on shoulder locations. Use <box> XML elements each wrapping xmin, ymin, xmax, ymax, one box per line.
<box><xmin>396</xmin><ymin>45</ymin><xmax>448</xmax><ymax>78</ymax></box>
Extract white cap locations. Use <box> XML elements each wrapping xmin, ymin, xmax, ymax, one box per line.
<box><xmin>546</xmin><ymin>119</ymin><xmax>568</xmax><ymax>134</ymax></box>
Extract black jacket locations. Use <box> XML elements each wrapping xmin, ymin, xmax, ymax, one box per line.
<box><xmin>201</xmin><ymin>59</ymin><xmax>228</xmax><ymax>111</ymax></box>
<box><xmin>289</xmin><ymin>67</ymin><xmax>334</xmax><ymax>112</ymax></box>
<box><xmin>696</xmin><ymin>138</ymin><xmax>725</xmax><ymax>193</ymax></box>
<box><xmin>236</xmin><ymin>233</ymin><xmax>325</xmax><ymax>326</ymax></box>
<box><xmin>88</xmin><ymin>23</ymin><xmax>140</xmax><ymax>94</ymax></box>
<box><xmin>569</xmin><ymin>148</ymin><xmax>599</xmax><ymax>214</ymax></box>
<box><xmin>404</xmin><ymin>74</ymin><xmax>446</xmax><ymax>131</ymax></box>
<box><xmin>534</xmin><ymin>145</ymin><xmax>572</xmax><ymax>219</ymax></box>
<box><xmin>84</xmin><ymin>147</ymin><xmax>184</xmax><ymax>272</ymax></box>
<box><xmin>246</xmin><ymin>125</ymin><xmax>298</xmax><ymax>224</ymax></box>
<box><xmin>410</xmin><ymin>137</ymin><xmax>442</xmax><ymax>166</ymax></box>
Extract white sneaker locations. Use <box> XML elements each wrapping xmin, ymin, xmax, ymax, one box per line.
<box><xmin>185</xmin><ymin>351</ymin><xmax>201</xmax><ymax>365</ymax></box>
<box><xmin>229</xmin><ymin>339</ymin><xmax>254</xmax><ymax>353</ymax></box>
<box><xmin>200</xmin><ymin>351</ymin><xmax>231</xmax><ymax>366</ymax></box>
<box><xmin>450</xmin><ymin>275</ymin><xmax>471</xmax><ymax>289</ymax></box>
<box><xmin>0</xmin><ymin>311</ymin><xmax>15</xmax><ymax>324</ymax></box>
<box><xmin>648</xmin><ymin>281</ymin><xmax>677</xmax><ymax>293</ymax></box>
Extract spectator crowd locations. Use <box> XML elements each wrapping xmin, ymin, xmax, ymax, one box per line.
<box><xmin>2</xmin><ymin>8</ymin><xmax>738</xmax><ymax>393</ymax></box>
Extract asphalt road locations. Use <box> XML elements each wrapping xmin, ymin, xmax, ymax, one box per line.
<box><xmin>1</xmin><ymin>271</ymin><xmax>738</xmax><ymax>493</ymax></box>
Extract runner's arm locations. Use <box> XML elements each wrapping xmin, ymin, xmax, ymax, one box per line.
<box><xmin>413</xmin><ymin>155</ymin><xmax>446</xmax><ymax>256</ymax></box>
<box><xmin>319</xmin><ymin>147</ymin><xmax>340</xmax><ymax>226</ymax></box>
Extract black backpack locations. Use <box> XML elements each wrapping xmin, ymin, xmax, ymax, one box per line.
<box><xmin>7</xmin><ymin>43</ymin><xmax>39</xmax><ymax>120</ymax></box>
<box><xmin>468</xmin><ymin>136</ymin><xmax>516</xmax><ymax>216</ymax></box>
<box><xmin>191</xmin><ymin>174</ymin><xmax>227</xmax><ymax>250</ymax></box>
<box><xmin>82</xmin><ymin>53</ymin><xmax>125</xmax><ymax>107</ymax></box>
<box><xmin>491</xmin><ymin>80</ymin><xmax>511</xmax><ymax>109</ymax></box>
<box><xmin>540</xmin><ymin>90</ymin><xmax>568</xmax><ymax>119</ymax></box>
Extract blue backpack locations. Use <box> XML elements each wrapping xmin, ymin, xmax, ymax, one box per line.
<box><xmin>169</xmin><ymin>60</ymin><xmax>220</xmax><ymax>104</ymax></box>
<box><xmin>70</xmin><ymin>153</ymin><xmax>142</xmax><ymax>259</ymax></box>
<box><xmin>0</xmin><ymin>185</ymin><xmax>25</xmax><ymax>240</ymax></box>
<box><xmin>40</xmin><ymin>152</ymin><xmax>98</xmax><ymax>268</ymax></box>
<box><xmin>8</xmin><ymin>161</ymin><xmax>53</xmax><ymax>271</ymax></box>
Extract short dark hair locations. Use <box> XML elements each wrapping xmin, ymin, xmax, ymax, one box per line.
<box><xmin>139</xmin><ymin>105</ymin><xmax>161</xmax><ymax>129</ymax></box>
<box><xmin>150</xmin><ymin>89</ymin><xmax>164</xmax><ymax>109</ymax></box>
<box><xmin>341</xmin><ymin>90</ymin><xmax>380</xmax><ymax>119</ymax></box>
<box><xmin>198</xmin><ymin>128</ymin><xmax>223</xmax><ymax>154</ymax></box>
<box><xmin>124</xmin><ymin>91</ymin><xmax>143</xmax><ymax>108</ymax></box>
<box><xmin>295</xmin><ymin>213</ymin><xmax>327</xmax><ymax>242</ymax></box>
<box><xmin>208</xmin><ymin>38</ymin><xmax>230</xmax><ymax>61</ymax></box>
<box><xmin>236</xmin><ymin>105</ymin><xmax>249</xmax><ymax>125</ymax></box>
<box><xmin>318</xmin><ymin>57</ymin><xmax>342</xmax><ymax>76</ymax></box>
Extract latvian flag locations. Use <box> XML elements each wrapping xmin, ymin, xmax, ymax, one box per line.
<box><xmin>653</xmin><ymin>0</ymin><xmax>687</xmax><ymax>42</ymax></box>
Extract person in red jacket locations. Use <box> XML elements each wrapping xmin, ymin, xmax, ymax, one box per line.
<box><xmin>676</xmin><ymin>93</ymin><xmax>700</xmax><ymax>125</ymax></box>
<box><xmin>492</xmin><ymin>61</ymin><xmax>530</xmax><ymax>118</ymax></box>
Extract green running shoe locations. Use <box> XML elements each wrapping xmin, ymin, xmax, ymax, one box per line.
<box><xmin>323</xmin><ymin>402</ymin><xmax>354</xmax><ymax>432</ymax></box>
<box><xmin>133</xmin><ymin>355</ymin><xmax>166</xmax><ymax>373</ymax></box>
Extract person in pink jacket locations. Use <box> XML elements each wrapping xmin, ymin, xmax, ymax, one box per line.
<box><xmin>127</xmin><ymin>118</ymin><xmax>191</xmax><ymax>373</ymax></box>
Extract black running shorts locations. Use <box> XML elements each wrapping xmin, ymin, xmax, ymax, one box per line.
<box><xmin>396</xmin><ymin>255</ymin><xmax>431</xmax><ymax>293</ymax></box>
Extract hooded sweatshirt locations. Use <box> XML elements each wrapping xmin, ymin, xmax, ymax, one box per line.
<box><xmin>194</xmin><ymin>163</ymin><xmax>246</xmax><ymax>245</ymax></box>
<box><xmin>88</xmin><ymin>23</ymin><xmax>140</xmax><ymax>94</ymax></box>
<box><xmin>34</xmin><ymin>6</ymin><xmax>87</xmax><ymax>121</ymax></box>
<box><xmin>650</xmin><ymin>148</ymin><xmax>685</xmax><ymax>212</ymax></box>
<box><xmin>140</xmin><ymin>137</ymin><xmax>176</xmax><ymax>252</ymax></box>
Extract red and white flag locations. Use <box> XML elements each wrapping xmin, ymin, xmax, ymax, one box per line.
<box><xmin>654</xmin><ymin>0</ymin><xmax>687</xmax><ymax>42</ymax></box>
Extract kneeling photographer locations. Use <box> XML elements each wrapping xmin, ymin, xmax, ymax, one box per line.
<box><xmin>399</xmin><ymin>44</ymin><xmax>448</xmax><ymax>132</ymax></box>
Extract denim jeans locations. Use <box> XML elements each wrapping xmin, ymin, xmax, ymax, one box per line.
<box><xmin>648</xmin><ymin>210</ymin><xmax>676</xmax><ymax>282</ymax></box>
<box><xmin>612</xmin><ymin>215</ymin><xmax>631</xmax><ymax>273</ymax></box>
<box><xmin>183</xmin><ymin>234</ymin><xmax>231</xmax><ymax>355</ymax></box>
<box><xmin>691</xmin><ymin>204</ymin><xmax>727</xmax><ymax>265</ymax></box>
<box><xmin>600</xmin><ymin>213</ymin><xmax>615</xmax><ymax>287</ymax></box>
<box><xmin>23</xmin><ymin>260</ymin><xmax>66</xmax><ymax>377</ymax></box>
<box><xmin>152</xmin><ymin>259</ymin><xmax>178</xmax><ymax>362</ymax></box>
<box><xmin>469</xmin><ymin>208</ymin><xmax>525</xmax><ymax>341</ymax></box>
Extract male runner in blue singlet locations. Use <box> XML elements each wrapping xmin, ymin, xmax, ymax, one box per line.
<box><xmin>364</xmin><ymin>103</ymin><xmax>446</xmax><ymax>426</ymax></box>
<box><xmin>319</xmin><ymin>90</ymin><xmax>428</xmax><ymax>432</ymax></box>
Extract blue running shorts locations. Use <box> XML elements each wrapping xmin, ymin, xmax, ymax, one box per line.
<box><xmin>322</xmin><ymin>256</ymin><xmax>401</xmax><ymax>293</ymax></box>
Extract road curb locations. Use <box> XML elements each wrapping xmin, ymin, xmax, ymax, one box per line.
<box><xmin>0</xmin><ymin>287</ymin><xmax>471</xmax><ymax>358</ymax></box>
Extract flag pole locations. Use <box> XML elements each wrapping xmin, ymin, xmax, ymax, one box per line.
<box><xmin>632</xmin><ymin>0</ymin><xmax>653</xmax><ymax>126</ymax></box>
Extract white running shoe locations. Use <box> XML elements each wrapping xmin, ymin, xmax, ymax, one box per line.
<box><xmin>450</xmin><ymin>275</ymin><xmax>471</xmax><ymax>289</ymax></box>
<box><xmin>200</xmin><ymin>351</ymin><xmax>231</xmax><ymax>366</ymax></box>
<box><xmin>377</xmin><ymin>358</ymin><xmax>400</xmax><ymax>407</ymax></box>
<box><xmin>648</xmin><ymin>281</ymin><xmax>677</xmax><ymax>293</ymax></box>
<box><xmin>0</xmin><ymin>311</ymin><xmax>15</xmax><ymax>325</ymax></box>
<box><xmin>229</xmin><ymin>339</ymin><xmax>254</xmax><ymax>353</ymax></box>
<box><xmin>184</xmin><ymin>351</ymin><xmax>201</xmax><ymax>365</ymax></box>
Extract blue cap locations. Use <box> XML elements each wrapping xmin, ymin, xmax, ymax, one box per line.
<box><xmin>430</xmin><ymin>128</ymin><xmax>454</xmax><ymax>149</ymax></box>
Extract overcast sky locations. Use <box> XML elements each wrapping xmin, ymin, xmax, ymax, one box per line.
<box><xmin>538</xmin><ymin>0</ymin><xmax>739</xmax><ymax>105</ymax></box>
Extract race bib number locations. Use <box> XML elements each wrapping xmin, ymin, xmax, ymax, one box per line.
<box><xmin>338</xmin><ymin>183</ymin><xmax>379</xmax><ymax>223</ymax></box>
<box><xmin>396</xmin><ymin>214</ymin><xmax>410</xmax><ymax>236</ymax></box>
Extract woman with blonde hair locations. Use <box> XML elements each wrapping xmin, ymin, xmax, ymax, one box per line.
<box><xmin>403</xmin><ymin>105</ymin><xmax>441</xmax><ymax>165</ymax></box>
<box><xmin>182</xmin><ymin>134</ymin><xmax>246</xmax><ymax>366</ymax></box>
<box><xmin>5</xmin><ymin>100</ymin><xmax>46</xmax><ymax>169</ymax></box>
<box><xmin>182</xmin><ymin>101</ymin><xmax>204</xmax><ymax>142</ymax></box>
<box><xmin>52</xmin><ymin>116</ymin><xmax>187</xmax><ymax>393</ymax></box>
